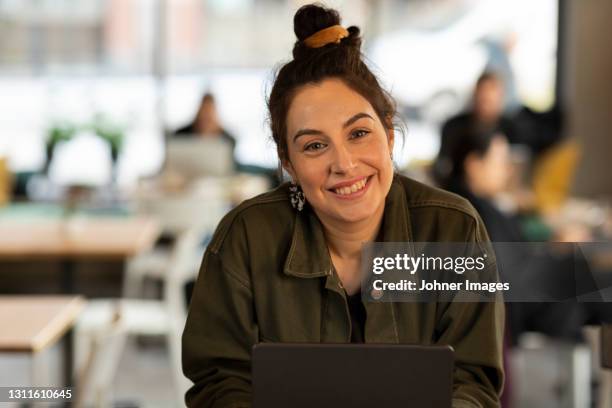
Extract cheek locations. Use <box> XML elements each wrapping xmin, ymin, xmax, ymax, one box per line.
<box><xmin>364</xmin><ymin>138</ymin><xmax>394</xmax><ymax>172</ymax></box>
<box><xmin>488</xmin><ymin>162</ymin><xmax>506</xmax><ymax>185</ymax></box>
<box><xmin>291</xmin><ymin>157</ymin><xmax>327</xmax><ymax>190</ymax></box>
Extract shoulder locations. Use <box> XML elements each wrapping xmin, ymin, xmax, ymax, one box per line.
<box><xmin>393</xmin><ymin>174</ymin><xmax>486</xmax><ymax>240</ymax></box>
<box><xmin>442</xmin><ymin>112</ymin><xmax>470</xmax><ymax>131</ymax></box>
<box><xmin>397</xmin><ymin>175</ymin><xmax>478</xmax><ymax>217</ymax></box>
<box><xmin>174</xmin><ymin>124</ymin><xmax>194</xmax><ymax>135</ymax></box>
<box><xmin>221</xmin><ymin>129</ymin><xmax>237</xmax><ymax>143</ymax></box>
<box><xmin>207</xmin><ymin>183</ymin><xmax>293</xmax><ymax>254</ymax></box>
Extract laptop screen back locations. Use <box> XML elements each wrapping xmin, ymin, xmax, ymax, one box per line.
<box><xmin>252</xmin><ymin>343</ymin><xmax>454</xmax><ymax>408</ymax></box>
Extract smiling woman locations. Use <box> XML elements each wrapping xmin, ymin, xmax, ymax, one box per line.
<box><xmin>285</xmin><ymin>79</ymin><xmax>394</xmax><ymax>228</ymax></box>
<box><xmin>182</xmin><ymin>4</ymin><xmax>505</xmax><ymax>408</ymax></box>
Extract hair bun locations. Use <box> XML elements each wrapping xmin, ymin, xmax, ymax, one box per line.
<box><xmin>293</xmin><ymin>4</ymin><xmax>341</xmax><ymax>41</ymax></box>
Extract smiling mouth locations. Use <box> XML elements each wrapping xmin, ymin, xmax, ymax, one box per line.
<box><xmin>330</xmin><ymin>176</ymin><xmax>371</xmax><ymax>196</ymax></box>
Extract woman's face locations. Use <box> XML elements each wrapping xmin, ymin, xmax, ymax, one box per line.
<box><xmin>283</xmin><ymin>78</ymin><xmax>395</xmax><ymax>225</ymax></box>
<box><xmin>465</xmin><ymin>134</ymin><xmax>511</xmax><ymax>197</ymax></box>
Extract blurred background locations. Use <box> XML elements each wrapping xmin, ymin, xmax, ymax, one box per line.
<box><xmin>0</xmin><ymin>0</ymin><xmax>610</xmax><ymax>407</ymax></box>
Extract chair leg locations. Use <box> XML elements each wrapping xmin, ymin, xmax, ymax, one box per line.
<box><xmin>600</xmin><ymin>370</ymin><xmax>612</xmax><ymax>408</ymax></box>
<box><xmin>122</xmin><ymin>265</ymin><xmax>145</xmax><ymax>298</ymax></box>
<box><xmin>30</xmin><ymin>349</ymin><xmax>48</xmax><ymax>388</ymax></box>
<box><xmin>167</xmin><ymin>325</ymin><xmax>190</xmax><ymax>407</ymax></box>
<box><xmin>559</xmin><ymin>343</ymin><xmax>591</xmax><ymax>408</ymax></box>
<box><xmin>74</xmin><ymin>308</ymin><xmax>127</xmax><ymax>408</ymax></box>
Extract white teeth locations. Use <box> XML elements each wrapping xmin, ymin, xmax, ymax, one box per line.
<box><xmin>334</xmin><ymin>177</ymin><xmax>368</xmax><ymax>195</ymax></box>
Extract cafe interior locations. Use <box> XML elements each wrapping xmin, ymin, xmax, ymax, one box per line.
<box><xmin>0</xmin><ymin>0</ymin><xmax>611</xmax><ymax>407</ymax></box>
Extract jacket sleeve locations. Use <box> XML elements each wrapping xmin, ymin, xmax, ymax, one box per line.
<box><xmin>436</xmin><ymin>216</ymin><xmax>506</xmax><ymax>408</ymax></box>
<box><xmin>182</xmin><ymin>232</ymin><xmax>256</xmax><ymax>407</ymax></box>
<box><xmin>438</xmin><ymin>299</ymin><xmax>505</xmax><ymax>408</ymax></box>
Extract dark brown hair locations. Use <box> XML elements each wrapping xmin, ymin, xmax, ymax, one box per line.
<box><xmin>267</xmin><ymin>3</ymin><xmax>398</xmax><ymax>163</ymax></box>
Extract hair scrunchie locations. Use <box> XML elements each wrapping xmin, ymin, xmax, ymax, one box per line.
<box><xmin>303</xmin><ymin>25</ymin><xmax>349</xmax><ymax>48</ymax></box>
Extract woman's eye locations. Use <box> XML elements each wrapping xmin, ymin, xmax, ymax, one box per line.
<box><xmin>351</xmin><ymin>129</ymin><xmax>370</xmax><ymax>139</ymax></box>
<box><xmin>304</xmin><ymin>142</ymin><xmax>326</xmax><ymax>152</ymax></box>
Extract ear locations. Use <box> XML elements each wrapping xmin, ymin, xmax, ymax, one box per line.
<box><xmin>384</xmin><ymin>115</ymin><xmax>395</xmax><ymax>153</ymax></box>
<box><xmin>281</xmin><ymin>156</ymin><xmax>298</xmax><ymax>183</ymax></box>
<box><xmin>387</xmin><ymin>126</ymin><xmax>395</xmax><ymax>154</ymax></box>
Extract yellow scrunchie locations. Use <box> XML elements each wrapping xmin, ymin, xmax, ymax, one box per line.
<box><xmin>303</xmin><ymin>25</ymin><xmax>349</xmax><ymax>48</ymax></box>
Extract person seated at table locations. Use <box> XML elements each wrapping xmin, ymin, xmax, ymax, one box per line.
<box><xmin>174</xmin><ymin>92</ymin><xmax>283</xmax><ymax>187</ymax></box>
<box><xmin>157</xmin><ymin>92</ymin><xmax>239</xmax><ymax>190</ymax></box>
<box><xmin>436</xmin><ymin>122</ymin><xmax>592</xmax><ymax>336</ymax></box>
<box><xmin>182</xmin><ymin>4</ymin><xmax>504</xmax><ymax>407</ymax></box>
<box><xmin>175</xmin><ymin>92</ymin><xmax>237</xmax><ymax>152</ymax></box>
<box><xmin>434</xmin><ymin>72</ymin><xmax>563</xmax><ymax>186</ymax></box>
<box><xmin>434</xmin><ymin>123</ymin><xmax>593</xmax><ymax>407</ymax></box>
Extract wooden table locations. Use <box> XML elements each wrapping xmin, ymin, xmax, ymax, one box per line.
<box><xmin>0</xmin><ymin>215</ymin><xmax>160</xmax><ymax>393</ymax></box>
<box><xmin>0</xmin><ymin>216</ymin><xmax>160</xmax><ymax>260</ymax></box>
<box><xmin>0</xmin><ymin>216</ymin><xmax>160</xmax><ymax>292</ymax></box>
<box><xmin>0</xmin><ymin>296</ymin><xmax>85</xmax><ymax>400</ymax></box>
<box><xmin>0</xmin><ymin>296</ymin><xmax>84</xmax><ymax>352</ymax></box>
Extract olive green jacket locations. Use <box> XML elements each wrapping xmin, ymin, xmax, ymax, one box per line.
<box><xmin>182</xmin><ymin>174</ymin><xmax>505</xmax><ymax>408</ymax></box>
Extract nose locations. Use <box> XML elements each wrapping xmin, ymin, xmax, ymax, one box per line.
<box><xmin>330</xmin><ymin>144</ymin><xmax>357</xmax><ymax>175</ymax></box>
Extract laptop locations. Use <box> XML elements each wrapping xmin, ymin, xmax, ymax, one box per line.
<box><xmin>165</xmin><ymin>137</ymin><xmax>233</xmax><ymax>179</ymax></box>
<box><xmin>252</xmin><ymin>343</ymin><xmax>454</xmax><ymax>408</ymax></box>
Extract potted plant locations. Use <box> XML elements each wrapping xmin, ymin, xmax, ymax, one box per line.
<box><xmin>45</xmin><ymin>116</ymin><xmax>125</xmax><ymax>174</ymax></box>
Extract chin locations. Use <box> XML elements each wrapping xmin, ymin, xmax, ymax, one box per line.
<box><xmin>331</xmin><ymin>202</ymin><xmax>381</xmax><ymax>224</ymax></box>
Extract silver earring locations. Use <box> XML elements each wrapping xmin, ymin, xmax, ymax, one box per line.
<box><xmin>289</xmin><ymin>182</ymin><xmax>305</xmax><ymax>211</ymax></box>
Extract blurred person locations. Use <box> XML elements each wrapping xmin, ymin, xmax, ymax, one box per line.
<box><xmin>174</xmin><ymin>92</ymin><xmax>282</xmax><ymax>187</ymax></box>
<box><xmin>182</xmin><ymin>4</ymin><xmax>504</xmax><ymax>407</ymax></box>
<box><xmin>482</xmin><ymin>32</ymin><xmax>520</xmax><ymax>112</ymax></box>
<box><xmin>437</xmin><ymin>124</ymin><xmax>518</xmax><ymax>242</ymax></box>
<box><xmin>438</xmin><ymin>123</ymin><xmax>583</xmax><ymax>407</ymax></box>
<box><xmin>436</xmin><ymin>123</ymin><xmax>594</xmax><ymax>338</ymax></box>
<box><xmin>437</xmin><ymin>123</ymin><xmax>609</xmax><ymax>405</ymax></box>
<box><xmin>157</xmin><ymin>92</ymin><xmax>238</xmax><ymax>191</ymax></box>
<box><xmin>175</xmin><ymin>92</ymin><xmax>237</xmax><ymax>152</ymax></box>
<box><xmin>437</xmin><ymin>72</ymin><xmax>512</xmax><ymax>170</ymax></box>
<box><xmin>436</xmin><ymin>72</ymin><xmax>563</xmax><ymax>186</ymax></box>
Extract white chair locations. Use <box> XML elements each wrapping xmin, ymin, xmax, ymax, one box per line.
<box><xmin>74</xmin><ymin>179</ymin><xmax>261</xmax><ymax>406</ymax></box>
<box><xmin>601</xmin><ymin>370</ymin><xmax>612</xmax><ymax>408</ymax></box>
<box><xmin>123</xmin><ymin>189</ymin><xmax>228</xmax><ymax>299</ymax></box>
<box><xmin>73</xmin><ymin>226</ymin><xmax>205</xmax><ymax>408</ymax></box>
<box><xmin>73</xmin><ymin>309</ymin><xmax>127</xmax><ymax>408</ymax></box>
<box><xmin>584</xmin><ymin>325</ymin><xmax>612</xmax><ymax>408</ymax></box>
<box><xmin>512</xmin><ymin>332</ymin><xmax>592</xmax><ymax>408</ymax></box>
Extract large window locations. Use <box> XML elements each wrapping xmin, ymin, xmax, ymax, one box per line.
<box><xmin>369</xmin><ymin>0</ymin><xmax>558</xmax><ymax>166</ymax></box>
<box><xmin>0</xmin><ymin>0</ymin><xmax>558</xmax><ymax>185</ymax></box>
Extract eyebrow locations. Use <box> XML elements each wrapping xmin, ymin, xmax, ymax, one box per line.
<box><xmin>292</xmin><ymin>112</ymin><xmax>374</xmax><ymax>143</ymax></box>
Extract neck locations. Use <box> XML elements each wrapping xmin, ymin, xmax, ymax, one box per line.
<box><xmin>317</xmin><ymin>203</ymin><xmax>385</xmax><ymax>261</ymax></box>
<box><xmin>474</xmin><ymin>111</ymin><xmax>499</xmax><ymax>125</ymax></box>
<box><xmin>196</xmin><ymin>120</ymin><xmax>220</xmax><ymax>134</ymax></box>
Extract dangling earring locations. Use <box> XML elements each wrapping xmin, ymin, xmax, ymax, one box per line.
<box><xmin>289</xmin><ymin>182</ymin><xmax>305</xmax><ymax>211</ymax></box>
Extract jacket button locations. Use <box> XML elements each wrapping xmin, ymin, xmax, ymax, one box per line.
<box><xmin>370</xmin><ymin>289</ymin><xmax>384</xmax><ymax>300</ymax></box>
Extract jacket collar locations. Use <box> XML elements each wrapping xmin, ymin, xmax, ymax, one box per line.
<box><xmin>283</xmin><ymin>174</ymin><xmax>413</xmax><ymax>278</ymax></box>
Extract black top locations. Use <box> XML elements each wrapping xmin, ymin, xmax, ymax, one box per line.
<box><xmin>439</xmin><ymin>108</ymin><xmax>562</xmax><ymax>158</ymax></box>
<box><xmin>448</xmin><ymin>180</ymin><xmax>524</xmax><ymax>243</ymax></box>
<box><xmin>346</xmin><ymin>292</ymin><xmax>366</xmax><ymax>343</ymax></box>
